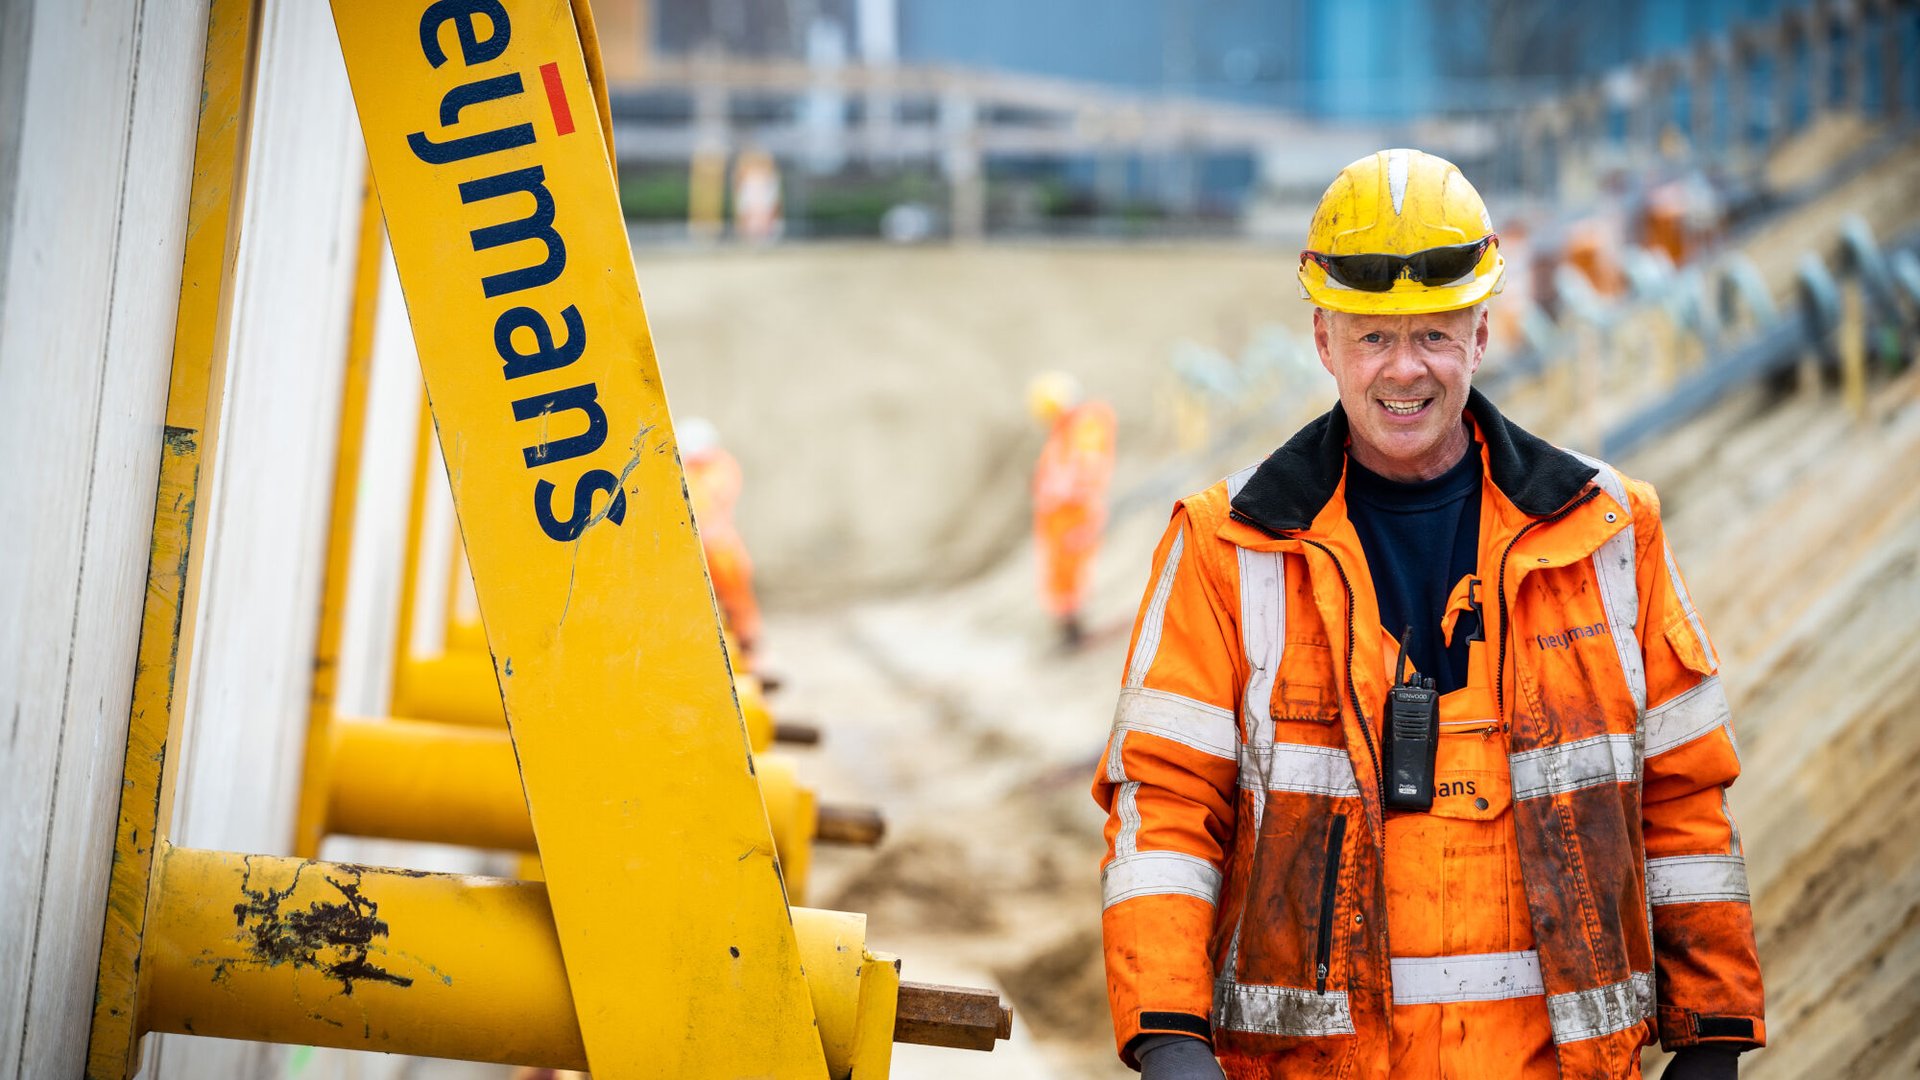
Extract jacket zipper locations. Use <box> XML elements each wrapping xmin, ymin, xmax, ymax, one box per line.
<box><xmin>1493</xmin><ymin>487</ymin><xmax>1601</xmax><ymax>719</ymax></box>
<box><xmin>1228</xmin><ymin>512</ymin><xmax>1384</xmax><ymax>805</ymax></box>
<box><xmin>1315</xmin><ymin>812</ymin><xmax>1348</xmax><ymax>994</ymax></box>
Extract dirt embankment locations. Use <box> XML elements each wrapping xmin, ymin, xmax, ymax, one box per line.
<box><xmin>1628</xmin><ymin>370</ymin><xmax>1920</xmax><ymax>1079</ymax></box>
<box><xmin>638</xmin><ymin>243</ymin><xmax>1310</xmax><ymax>604</ymax></box>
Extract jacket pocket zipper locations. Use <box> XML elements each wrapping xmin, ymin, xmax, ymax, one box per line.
<box><xmin>1315</xmin><ymin>813</ymin><xmax>1347</xmax><ymax>995</ymax></box>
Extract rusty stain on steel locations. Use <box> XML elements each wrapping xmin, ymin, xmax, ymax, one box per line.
<box><xmin>224</xmin><ymin>857</ymin><xmax>413</xmax><ymax>994</ymax></box>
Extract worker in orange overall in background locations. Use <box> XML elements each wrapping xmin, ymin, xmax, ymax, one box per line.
<box><xmin>1029</xmin><ymin>372</ymin><xmax>1117</xmax><ymax>649</ymax></box>
<box><xmin>679</xmin><ymin>417</ymin><xmax>764</xmax><ymax>661</ymax></box>
<box><xmin>1095</xmin><ymin>150</ymin><xmax>1762</xmax><ymax>1080</ymax></box>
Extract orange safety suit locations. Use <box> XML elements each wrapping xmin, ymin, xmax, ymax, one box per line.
<box><xmin>684</xmin><ymin>447</ymin><xmax>762</xmax><ymax>651</ymax></box>
<box><xmin>1095</xmin><ymin>391</ymin><xmax>1762</xmax><ymax>1078</ymax></box>
<box><xmin>1034</xmin><ymin>400</ymin><xmax>1117</xmax><ymax>618</ymax></box>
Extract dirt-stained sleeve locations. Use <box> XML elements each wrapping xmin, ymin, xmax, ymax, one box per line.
<box><xmin>1632</xmin><ymin>480</ymin><xmax>1766</xmax><ymax>1051</ymax></box>
<box><xmin>1092</xmin><ymin>501</ymin><xmax>1242</xmax><ymax>1065</ymax></box>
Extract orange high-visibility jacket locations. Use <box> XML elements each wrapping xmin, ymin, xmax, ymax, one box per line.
<box><xmin>685</xmin><ymin>448</ymin><xmax>762</xmax><ymax>648</ymax></box>
<box><xmin>1034</xmin><ymin>400</ymin><xmax>1117</xmax><ymax>616</ymax></box>
<box><xmin>1094</xmin><ymin>391</ymin><xmax>1763</xmax><ymax>1078</ymax></box>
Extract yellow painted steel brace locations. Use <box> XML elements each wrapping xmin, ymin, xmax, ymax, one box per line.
<box><xmin>88</xmin><ymin>2</ymin><xmax>1006</xmax><ymax>1076</ymax></box>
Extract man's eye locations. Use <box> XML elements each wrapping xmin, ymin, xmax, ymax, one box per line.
<box><xmin>1362</xmin><ymin>333</ymin><xmax>1384</xmax><ymax>344</ymax></box>
<box><xmin>1426</xmin><ymin>330</ymin><xmax>1446</xmax><ymax>341</ymax></box>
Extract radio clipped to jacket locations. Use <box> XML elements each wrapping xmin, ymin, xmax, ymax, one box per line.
<box><xmin>1384</xmin><ymin>627</ymin><xmax>1439</xmax><ymax>812</ymax></box>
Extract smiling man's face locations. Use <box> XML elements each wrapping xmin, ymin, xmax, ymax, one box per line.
<box><xmin>1314</xmin><ymin>304</ymin><xmax>1489</xmax><ymax>483</ymax></box>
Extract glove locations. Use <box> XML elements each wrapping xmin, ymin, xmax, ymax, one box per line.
<box><xmin>1136</xmin><ymin>1034</ymin><xmax>1226</xmax><ymax>1080</ymax></box>
<box><xmin>1664</xmin><ymin>1046</ymin><xmax>1741</xmax><ymax>1080</ymax></box>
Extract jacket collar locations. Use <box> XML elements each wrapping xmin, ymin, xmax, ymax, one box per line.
<box><xmin>1229</xmin><ymin>388</ymin><xmax>1597</xmax><ymax>535</ymax></box>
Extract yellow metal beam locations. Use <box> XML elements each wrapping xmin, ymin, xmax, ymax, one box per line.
<box><xmin>388</xmin><ymin>399</ymin><xmax>436</xmax><ymax>707</ymax></box>
<box><xmin>394</xmin><ymin>647</ymin><xmax>788</xmax><ymax>751</ymax></box>
<box><xmin>86</xmin><ymin>1</ymin><xmax>263</xmax><ymax>1074</ymax></box>
<box><xmin>294</xmin><ymin>173</ymin><xmax>386</xmax><ymax>859</ymax></box>
<box><xmin>143</xmin><ymin>845</ymin><xmax>915</xmax><ymax>1077</ymax></box>
<box><xmin>330</xmin><ymin>3</ymin><xmax>826</xmax><ymax>1073</ymax></box>
<box><xmin>323</xmin><ymin>718</ymin><xmax>872</xmax><ymax>899</ymax></box>
<box><xmin>326</xmin><ymin>717</ymin><xmax>534</xmax><ymax>852</ymax></box>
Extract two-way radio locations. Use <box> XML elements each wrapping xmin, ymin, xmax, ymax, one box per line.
<box><xmin>1383</xmin><ymin>625</ymin><xmax>1440</xmax><ymax>812</ymax></box>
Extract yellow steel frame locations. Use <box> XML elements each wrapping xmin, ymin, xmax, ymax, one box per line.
<box><xmin>293</xmin><ymin>173</ymin><xmax>385</xmax><ymax>860</ymax></box>
<box><xmin>330</xmin><ymin>1</ymin><xmax>825</xmax><ymax>1073</ymax></box>
<box><xmin>85</xmin><ymin>3</ymin><xmax>998</xmax><ymax>1077</ymax></box>
<box><xmin>139</xmin><ymin>845</ymin><xmax>899</xmax><ymax>1077</ymax></box>
<box><xmin>86</xmin><ymin>0</ymin><xmax>262</xmax><ymax>1074</ymax></box>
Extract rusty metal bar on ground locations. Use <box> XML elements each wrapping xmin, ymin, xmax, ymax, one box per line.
<box><xmin>773</xmin><ymin>719</ymin><xmax>824</xmax><ymax>745</ymax></box>
<box><xmin>894</xmin><ymin>983</ymin><xmax>1016</xmax><ymax>1051</ymax></box>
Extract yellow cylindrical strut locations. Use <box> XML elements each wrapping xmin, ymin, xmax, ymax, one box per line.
<box><xmin>394</xmin><ymin>652</ymin><xmax>792</xmax><ymax>752</ymax></box>
<box><xmin>324</xmin><ymin>719</ymin><xmax>877</xmax><ymax>902</ymax></box>
<box><xmin>326</xmin><ymin>717</ymin><xmax>533</xmax><ymax>852</ymax></box>
<box><xmin>142</xmin><ymin>846</ymin><xmax>908</xmax><ymax>1075</ymax></box>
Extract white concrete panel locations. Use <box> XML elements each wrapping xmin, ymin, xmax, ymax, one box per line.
<box><xmin>143</xmin><ymin>0</ymin><xmax>364</xmax><ymax>1074</ymax></box>
<box><xmin>335</xmin><ymin>245</ymin><xmax>422</xmax><ymax>718</ymax></box>
<box><xmin>0</xmin><ymin>0</ymin><xmax>208</xmax><ymax>1075</ymax></box>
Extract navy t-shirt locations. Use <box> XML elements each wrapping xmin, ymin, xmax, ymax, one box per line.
<box><xmin>1345</xmin><ymin>446</ymin><xmax>1482</xmax><ymax>694</ymax></box>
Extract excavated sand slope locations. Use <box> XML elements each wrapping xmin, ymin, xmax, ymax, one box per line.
<box><xmin>1631</xmin><ymin>371</ymin><xmax>1920</xmax><ymax>1079</ymax></box>
<box><xmin>637</xmin><ymin>243</ymin><xmax>1310</xmax><ymax>603</ymax></box>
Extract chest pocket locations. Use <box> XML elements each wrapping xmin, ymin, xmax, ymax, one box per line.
<box><xmin>1428</xmin><ymin>685</ymin><xmax>1511</xmax><ymax>821</ymax></box>
<box><xmin>1256</xmin><ymin>637</ymin><xmax>1347</xmax><ymax>750</ymax></box>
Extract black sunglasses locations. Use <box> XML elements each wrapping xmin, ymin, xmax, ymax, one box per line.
<box><xmin>1300</xmin><ymin>234</ymin><xmax>1498</xmax><ymax>293</ymax></box>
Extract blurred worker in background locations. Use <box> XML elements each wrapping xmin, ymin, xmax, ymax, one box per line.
<box><xmin>1095</xmin><ymin>150</ymin><xmax>1762</xmax><ymax>1079</ymax></box>
<box><xmin>1028</xmin><ymin>371</ymin><xmax>1117</xmax><ymax>649</ymax></box>
<box><xmin>679</xmin><ymin>417</ymin><xmax>764</xmax><ymax>661</ymax></box>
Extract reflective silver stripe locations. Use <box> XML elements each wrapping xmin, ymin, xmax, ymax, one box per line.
<box><xmin>1391</xmin><ymin>950</ymin><xmax>1545</xmax><ymax>1005</ymax></box>
<box><xmin>1126</xmin><ymin>530</ymin><xmax>1185</xmax><ymax>689</ymax></box>
<box><xmin>1664</xmin><ymin>539</ymin><xmax>1715</xmax><ymax>668</ymax></box>
<box><xmin>1213</xmin><ymin>981</ymin><xmax>1355</xmax><ymax>1037</ymax></box>
<box><xmin>1114</xmin><ymin>780</ymin><xmax>1142</xmax><ymax>858</ymax></box>
<box><xmin>1108</xmin><ymin>729</ymin><xmax>1142</xmax><ymax>857</ymax></box>
<box><xmin>1568</xmin><ymin>452</ymin><xmax>1646</xmax><ymax>716</ymax></box>
<box><xmin>1647</xmin><ymin>854</ymin><xmax>1749</xmax><ymax>906</ymax></box>
<box><xmin>1547</xmin><ymin>972</ymin><xmax>1654</xmax><ymax>1044</ymax></box>
<box><xmin>1239</xmin><ymin>742</ymin><xmax>1361</xmax><ymax>798</ymax></box>
<box><xmin>1511</xmin><ymin>733</ymin><xmax>1639</xmax><ymax>800</ymax></box>
<box><xmin>1644</xmin><ymin>675</ymin><xmax>1731</xmax><ymax>758</ymax></box>
<box><xmin>1225</xmin><ymin>464</ymin><xmax>1257</xmax><ymax>500</ymax></box>
<box><xmin>1236</xmin><ymin>547</ymin><xmax>1285</xmax><ymax>834</ymax></box>
<box><xmin>1102</xmin><ymin>850</ymin><xmax>1222</xmax><ymax>910</ymax></box>
<box><xmin>1113</xmin><ymin>687</ymin><xmax>1237</xmax><ymax>761</ymax></box>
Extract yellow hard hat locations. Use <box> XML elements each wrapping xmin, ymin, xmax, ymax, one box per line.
<box><xmin>1298</xmin><ymin>148</ymin><xmax>1504</xmax><ymax>316</ymax></box>
<box><xmin>1027</xmin><ymin>371</ymin><xmax>1081</xmax><ymax>423</ymax></box>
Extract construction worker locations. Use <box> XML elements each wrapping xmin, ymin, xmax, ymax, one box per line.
<box><xmin>1094</xmin><ymin>150</ymin><xmax>1762</xmax><ymax>1079</ymax></box>
<box><xmin>1029</xmin><ymin>372</ymin><xmax>1117</xmax><ymax>648</ymax></box>
<box><xmin>679</xmin><ymin>417</ymin><xmax>764</xmax><ymax>660</ymax></box>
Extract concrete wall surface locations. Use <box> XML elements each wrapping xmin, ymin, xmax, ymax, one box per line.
<box><xmin>0</xmin><ymin>1</ymin><xmax>423</xmax><ymax>1076</ymax></box>
<box><xmin>0</xmin><ymin>1</ymin><xmax>210</xmax><ymax>1075</ymax></box>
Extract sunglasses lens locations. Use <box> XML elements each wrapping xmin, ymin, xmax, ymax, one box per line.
<box><xmin>1306</xmin><ymin>236</ymin><xmax>1494</xmax><ymax>293</ymax></box>
<box><xmin>1320</xmin><ymin>253</ymin><xmax>1402</xmax><ymax>292</ymax></box>
<box><xmin>1408</xmin><ymin>238</ymin><xmax>1493</xmax><ymax>286</ymax></box>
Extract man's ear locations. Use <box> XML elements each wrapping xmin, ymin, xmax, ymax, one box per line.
<box><xmin>1313</xmin><ymin>307</ymin><xmax>1335</xmax><ymax>376</ymax></box>
<box><xmin>1468</xmin><ymin>304</ymin><xmax>1490</xmax><ymax>375</ymax></box>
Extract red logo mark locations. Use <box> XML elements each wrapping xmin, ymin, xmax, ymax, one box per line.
<box><xmin>539</xmin><ymin>62</ymin><xmax>574</xmax><ymax>136</ymax></box>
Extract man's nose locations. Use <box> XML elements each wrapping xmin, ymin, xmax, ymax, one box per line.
<box><xmin>1381</xmin><ymin>339</ymin><xmax>1425</xmax><ymax>381</ymax></box>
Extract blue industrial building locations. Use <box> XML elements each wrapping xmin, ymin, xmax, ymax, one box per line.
<box><xmin>893</xmin><ymin>0</ymin><xmax>1817</xmax><ymax>121</ymax></box>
